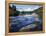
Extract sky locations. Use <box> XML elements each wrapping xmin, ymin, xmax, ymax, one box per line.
<box><xmin>10</xmin><ymin>4</ymin><xmax>42</xmax><ymax>11</ymax></box>
<box><xmin>16</xmin><ymin>4</ymin><xmax>40</xmax><ymax>8</ymax></box>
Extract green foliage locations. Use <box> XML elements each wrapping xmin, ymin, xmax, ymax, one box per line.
<box><xmin>9</xmin><ymin>7</ymin><xmax>43</xmax><ymax>18</ymax></box>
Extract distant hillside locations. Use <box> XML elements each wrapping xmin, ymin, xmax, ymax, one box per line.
<box><xmin>32</xmin><ymin>7</ymin><xmax>43</xmax><ymax>19</ymax></box>
<box><xmin>9</xmin><ymin>5</ymin><xmax>43</xmax><ymax>17</ymax></box>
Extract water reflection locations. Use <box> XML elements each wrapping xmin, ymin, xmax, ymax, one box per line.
<box><xmin>9</xmin><ymin>13</ymin><xmax>42</xmax><ymax>32</ymax></box>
